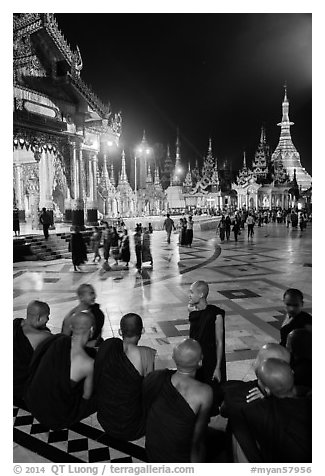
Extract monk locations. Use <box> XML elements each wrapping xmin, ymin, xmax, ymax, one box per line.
<box><xmin>143</xmin><ymin>339</ymin><xmax>213</xmax><ymax>462</ymax></box>
<box><xmin>221</xmin><ymin>343</ymin><xmax>291</xmax><ymax>416</ymax></box>
<box><xmin>24</xmin><ymin>311</ymin><xmax>96</xmax><ymax>430</ymax></box>
<box><xmin>231</xmin><ymin>358</ymin><xmax>312</xmax><ymax>463</ymax></box>
<box><xmin>13</xmin><ymin>300</ymin><xmax>52</xmax><ymax>402</ymax></box>
<box><xmin>286</xmin><ymin>328</ymin><xmax>312</xmax><ymax>394</ymax></box>
<box><xmin>94</xmin><ymin>313</ymin><xmax>156</xmax><ymax>441</ymax></box>
<box><xmin>61</xmin><ymin>284</ymin><xmax>105</xmax><ymax>348</ymax></box>
<box><xmin>280</xmin><ymin>288</ymin><xmax>312</xmax><ymax>347</ymax></box>
<box><xmin>188</xmin><ymin>280</ymin><xmax>226</xmax><ymax>413</ymax></box>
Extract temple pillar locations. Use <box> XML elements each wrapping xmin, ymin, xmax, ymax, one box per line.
<box><xmin>39</xmin><ymin>151</ymin><xmax>54</xmax><ymax>226</ymax></box>
<box><xmin>64</xmin><ymin>187</ymin><xmax>72</xmax><ymax>223</ymax></box>
<box><xmin>269</xmin><ymin>193</ymin><xmax>273</xmax><ymax>209</ymax></box>
<box><xmin>86</xmin><ymin>152</ymin><xmax>98</xmax><ymax>225</ymax></box>
<box><xmin>14</xmin><ymin>163</ymin><xmax>25</xmax><ymax>221</ymax></box>
<box><xmin>72</xmin><ymin>142</ymin><xmax>85</xmax><ymax>229</ymax></box>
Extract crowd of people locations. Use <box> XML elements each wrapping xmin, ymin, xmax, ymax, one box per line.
<box><xmin>69</xmin><ymin>221</ymin><xmax>153</xmax><ymax>273</ymax></box>
<box><xmin>13</xmin><ymin>281</ymin><xmax>312</xmax><ymax>463</ymax></box>
<box><xmin>216</xmin><ymin>208</ymin><xmax>310</xmax><ymax>242</ymax></box>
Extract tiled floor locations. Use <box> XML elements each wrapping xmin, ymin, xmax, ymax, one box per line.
<box><xmin>13</xmin><ymin>221</ymin><xmax>312</xmax><ymax>462</ymax></box>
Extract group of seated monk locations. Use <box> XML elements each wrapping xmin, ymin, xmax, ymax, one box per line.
<box><xmin>13</xmin><ymin>283</ymin><xmax>311</xmax><ymax>463</ymax></box>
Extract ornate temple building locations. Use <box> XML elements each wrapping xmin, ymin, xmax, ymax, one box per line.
<box><xmin>232</xmin><ymin>86</ymin><xmax>312</xmax><ymax>211</ymax></box>
<box><xmin>13</xmin><ymin>13</ymin><xmax>126</xmax><ymax>228</ymax></box>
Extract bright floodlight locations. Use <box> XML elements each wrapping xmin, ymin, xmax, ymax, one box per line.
<box><xmin>146</xmin><ymin>148</ymin><xmax>151</xmax><ymax>154</ymax></box>
<box><xmin>107</xmin><ymin>141</ymin><xmax>114</xmax><ymax>147</ymax></box>
<box><xmin>136</xmin><ymin>147</ymin><xmax>143</xmax><ymax>154</ymax></box>
<box><xmin>177</xmin><ymin>167</ymin><xmax>182</xmax><ymax>173</ymax></box>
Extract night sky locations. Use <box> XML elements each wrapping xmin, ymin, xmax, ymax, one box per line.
<box><xmin>55</xmin><ymin>13</ymin><xmax>312</xmax><ymax>174</ymax></box>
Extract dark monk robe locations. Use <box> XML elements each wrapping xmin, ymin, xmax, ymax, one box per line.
<box><xmin>143</xmin><ymin>369</ymin><xmax>197</xmax><ymax>463</ymax></box>
<box><xmin>94</xmin><ymin>338</ymin><xmax>156</xmax><ymax>441</ymax></box>
<box><xmin>231</xmin><ymin>395</ymin><xmax>312</xmax><ymax>463</ymax></box>
<box><xmin>280</xmin><ymin>311</ymin><xmax>312</xmax><ymax>347</ymax></box>
<box><xmin>13</xmin><ymin>318</ymin><xmax>52</xmax><ymax>402</ymax></box>
<box><xmin>24</xmin><ymin>334</ymin><xmax>95</xmax><ymax>430</ymax></box>
<box><xmin>189</xmin><ymin>304</ymin><xmax>226</xmax><ymax>383</ymax></box>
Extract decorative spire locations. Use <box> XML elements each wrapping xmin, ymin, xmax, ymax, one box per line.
<box><xmin>142</xmin><ymin>129</ymin><xmax>146</xmax><ymax>142</ymax></box>
<box><xmin>103</xmin><ymin>154</ymin><xmax>109</xmax><ymax>180</ymax></box>
<box><xmin>146</xmin><ymin>164</ymin><xmax>153</xmax><ymax>184</ymax></box>
<box><xmin>175</xmin><ymin>129</ymin><xmax>181</xmax><ymax>165</ymax></box>
<box><xmin>110</xmin><ymin>163</ymin><xmax>115</xmax><ymax>185</ymax></box>
<box><xmin>208</xmin><ymin>137</ymin><xmax>212</xmax><ymax>155</ymax></box>
<box><xmin>119</xmin><ymin>150</ymin><xmax>129</xmax><ymax>185</ymax></box>
<box><xmin>243</xmin><ymin>151</ymin><xmax>247</xmax><ymax>169</ymax></box>
<box><xmin>167</xmin><ymin>143</ymin><xmax>171</xmax><ymax>158</ymax></box>
<box><xmin>154</xmin><ymin>166</ymin><xmax>161</xmax><ymax>186</ymax></box>
<box><xmin>277</xmin><ymin>82</ymin><xmax>294</xmax><ymax>136</ymax></box>
<box><xmin>260</xmin><ymin>125</ymin><xmax>266</xmax><ymax>144</ymax></box>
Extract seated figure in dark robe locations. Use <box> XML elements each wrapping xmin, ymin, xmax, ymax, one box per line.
<box><xmin>24</xmin><ymin>312</ymin><xmax>96</xmax><ymax>430</ymax></box>
<box><xmin>280</xmin><ymin>288</ymin><xmax>312</xmax><ymax>347</ymax></box>
<box><xmin>143</xmin><ymin>338</ymin><xmax>213</xmax><ymax>463</ymax></box>
<box><xmin>188</xmin><ymin>280</ymin><xmax>226</xmax><ymax>413</ymax></box>
<box><xmin>286</xmin><ymin>328</ymin><xmax>312</xmax><ymax>395</ymax></box>
<box><xmin>221</xmin><ymin>343</ymin><xmax>291</xmax><ymax>417</ymax></box>
<box><xmin>62</xmin><ymin>284</ymin><xmax>105</xmax><ymax>348</ymax></box>
<box><xmin>230</xmin><ymin>358</ymin><xmax>312</xmax><ymax>463</ymax></box>
<box><xmin>94</xmin><ymin>313</ymin><xmax>156</xmax><ymax>441</ymax></box>
<box><xmin>13</xmin><ymin>300</ymin><xmax>52</xmax><ymax>403</ymax></box>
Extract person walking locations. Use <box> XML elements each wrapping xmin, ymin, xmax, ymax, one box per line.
<box><xmin>120</xmin><ymin>229</ymin><xmax>130</xmax><ymax>268</ymax></box>
<box><xmin>181</xmin><ymin>216</ymin><xmax>188</xmax><ymax>246</ymax></box>
<box><xmin>39</xmin><ymin>207</ymin><xmax>52</xmax><ymax>240</ymax></box>
<box><xmin>91</xmin><ymin>226</ymin><xmax>101</xmax><ymax>262</ymax></box>
<box><xmin>163</xmin><ymin>214</ymin><xmax>175</xmax><ymax>244</ymax></box>
<box><xmin>13</xmin><ymin>206</ymin><xmax>20</xmax><ymax>237</ymax></box>
<box><xmin>186</xmin><ymin>216</ymin><xmax>194</xmax><ymax>247</ymax></box>
<box><xmin>110</xmin><ymin>227</ymin><xmax>120</xmax><ymax>266</ymax></box>
<box><xmin>225</xmin><ymin>215</ymin><xmax>231</xmax><ymax>241</ymax></box>
<box><xmin>247</xmin><ymin>213</ymin><xmax>255</xmax><ymax>240</ymax></box>
<box><xmin>142</xmin><ymin>227</ymin><xmax>153</xmax><ymax>267</ymax></box>
<box><xmin>232</xmin><ymin>217</ymin><xmax>241</xmax><ymax>242</ymax></box>
<box><xmin>69</xmin><ymin>226</ymin><xmax>88</xmax><ymax>272</ymax></box>
<box><xmin>102</xmin><ymin>222</ymin><xmax>112</xmax><ymax>263</ymax></box>
<box><xmin>134</xmin><ymin>225</ymin><xmax>142</xmax><ymax>272</ymax></box>
<box><xmin>217</xmin><ymin>216</ymin><xmax>226</xmax><ymax>242</ymax></box>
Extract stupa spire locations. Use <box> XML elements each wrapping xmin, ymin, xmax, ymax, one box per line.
<box><xmin>146</xmin><ymin>164</ymin><xmax>153</xmax><ymax>184</ymax></box>
<box><xmin>110</xmin><ymin>163</ymin><xmax>115</xmax><ymax>185</ymax></box>
<box><xmin>119</xmin><ymin>150</ymin><xmax>129</xmax><ymax>185</ymax></box>
<box><xmin>243</xmin><ymin>151</ymin><xmax>247</xmax><ymax>168</ymax></box>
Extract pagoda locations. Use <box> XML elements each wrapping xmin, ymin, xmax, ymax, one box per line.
<box><xmin>252</xmin><ymin>126</ymin><xmax>271</xmax><ymax>183</ymax></box>
<box><xmin>271</xmin><ymin>84</ymin><xmax>311</xmax><ymax>190</ymax></box>
<box><xmin>171</xmin><ymin>130</ymin><xmax>182</xmax><ymax>185</ymax></box>
<box><xmin>116</xmin><ymin>150</ymin><xmax>134</xmax><ymax>216</ymax></box>
<box><xmin>161</xmin><ymin>144</ymin><xmax>173</xmax><ymax>190</ymax></box>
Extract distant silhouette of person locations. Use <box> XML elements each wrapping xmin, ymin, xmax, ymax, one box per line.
<box><xmin>39</xmin><ymin>207</ymin><xmax>52</xmax><ymax>240</ymax></box>
<box><xmin>69</xmin><ymin>226</ymin><xmax>88</xmax><ymax>272</ymax></box>
<box><xmin>13</xmin><ymin>206</ymin><xmax>20</xmax><ymax>236</ymax></box>
<box><xmin>163</xmin><ymin>213</ymin><xmax>176</xmax><ymax>244</ymax></box>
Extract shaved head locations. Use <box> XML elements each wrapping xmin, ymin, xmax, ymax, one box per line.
<box><xmin>287</xmin><ymin>329</ymin><xmax>312</xmax><ymax>361</ymax></box>
<box><xmin>254</xmin><ymin>343</ymin><xmax>290</xmax><ymax>372</ymax></box>
<box><xmin>257</xmin><ymin>358</ymin><xmax>294</xmax><ymax>398</ymax></box>
<box><xmin>120</xmin><ymin>313</ymin><xmax>143</xmax><ymax>338</ymax></box>
<box><xmin>70</xmin><ymin>311</ymin><xmax>94</xmax><ymax>336</ymax></box>
<box><xmin>26</xmin><ymin>300</ymin><xmax>50</xmax><ymax>328</ymax></box>
<box><xmin>193</xmin><ymin>281</ymin><xmax>209</xmax><ymax>298</ymax></box>
<box><xmin>173</xmin><ymin>338</ymin><xmax>202</xmax><ymax>371</ymax></box>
